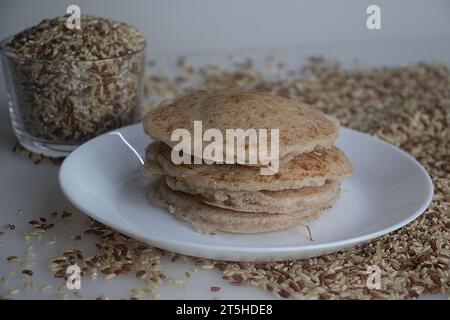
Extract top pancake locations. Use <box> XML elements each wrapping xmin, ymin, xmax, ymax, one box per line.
<box><xmin>143</xmin><ymin>89</ymin><xmax>340</xmax><ymax>165</ymax></box>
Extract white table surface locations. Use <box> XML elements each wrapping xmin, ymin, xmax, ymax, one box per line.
<box><xmin>0</xmin><ymin>100</ymin><xmax>447</xmax><ymax>301</ymax></box>
<box><xmin>1</xmin><ymin>42</ymin><xmax>449</xmax><ymax>299</ymax></box>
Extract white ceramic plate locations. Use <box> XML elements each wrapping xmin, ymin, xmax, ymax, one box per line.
<box><xmin>59</xmin><ymin>123</ymin><xmax>433</xmax><ymax>262</ymax></box>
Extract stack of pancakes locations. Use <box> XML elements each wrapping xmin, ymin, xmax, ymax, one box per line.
<box><xmin>143</xmin><ymin>89</ymin><xmax>352</xmax><ymax>234</ymax></box>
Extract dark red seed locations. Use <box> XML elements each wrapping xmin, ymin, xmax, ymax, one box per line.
<box><xmin>62</xmin><ymin>211</ymin><xmax>73</xmax><ymax>218</ymax></box>
<box><xmin>101</xmin><ymin>268</ymin><xmax>113</xmax><ymax>274</ymax></box>
<box><xmin>121</xmin><ymin>263</ymin><xmax>134</xmax><ymax>271</ymax></box>
<box><xmin>22</xmin><ymin>269</ymin><xmax>33</xmax><ymax>276</ymax></box>
<box><xmin>136</xmin><ymin>270</ymin><xmax>146</xmax><ymax>278</ymax></box>
<box><xmin>279</xmin><ymin>289</ymin><xmax>290</xmax><ymax>298</ymax></box>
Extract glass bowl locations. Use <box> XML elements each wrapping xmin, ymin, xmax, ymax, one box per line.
<box><xmin>0</xmin><ymin>36</ymin><xmax>146</xmax><ymax>157</ymax></box>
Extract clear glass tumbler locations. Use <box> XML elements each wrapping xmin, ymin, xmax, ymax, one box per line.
<box><xmin>0</xmin><ymin>36</ymin><xmax>146</xmax><ymax>157</ymax></box>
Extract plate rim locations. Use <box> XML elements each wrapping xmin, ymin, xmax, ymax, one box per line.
<box><xmin>58</xmin><ymin>123</ymin><xmax>434</xmax><ymax>258</ymax></box>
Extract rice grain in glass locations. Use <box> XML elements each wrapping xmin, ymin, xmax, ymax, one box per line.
<box><xmin>0</xmin><ymin>32</ymin><xmax>146</xmax><ymax>157</ymax></box>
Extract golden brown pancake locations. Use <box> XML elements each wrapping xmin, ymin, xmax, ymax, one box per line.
<box><xmin>143</xmin><ymin>89</ymin><xmax>340</xmax><ymax>165</ymax></box>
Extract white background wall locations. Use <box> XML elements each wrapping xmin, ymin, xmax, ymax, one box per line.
<box><xmin>1</xmin><ymin>0</ymin><xmax>450</xmax><ymax>55</ymax></box>
<box><xmin>1</xmin><ymin>0</ymin><xmax>450</xmax><ymax>98</ymax></box>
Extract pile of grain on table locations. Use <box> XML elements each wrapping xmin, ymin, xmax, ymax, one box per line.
<box><xmin>11</xmin><ymin>57</ymin><xmax>450</xmax><ymax>299</ymax></box>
